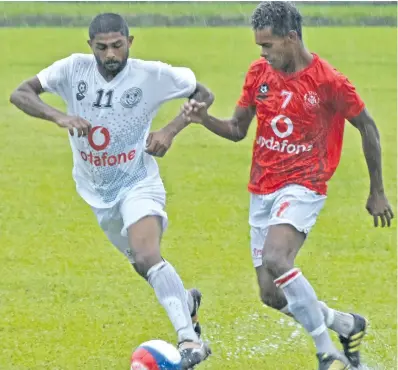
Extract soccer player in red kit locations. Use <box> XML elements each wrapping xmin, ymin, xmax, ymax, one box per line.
<box><xmin>178</xmin><ymin>2</ymin><xmax>394</xmax><ymax>369</ymax></box>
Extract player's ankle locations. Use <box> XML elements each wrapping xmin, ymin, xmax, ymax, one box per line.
<box><xmin>318</xmin><ymin>301</ymin><xmax>355</xmax><ymax>338</ymax></box>
<box><xmin>279</xmin><ymin>304</ymin><xmax>295</xmax><ymax>317</ymax></box>
<box><xmin>178</xmin><ymin>329</ymin><xmax>200</xmax><ymax>344</ymax></box>
<box><xmin>318</xmin><ymin>301</ymin><xmax>335</xmax><ymax>327</ymax></box>
<box><xmin>178</xmin><ymin>338</ymin><xmax>201</xmax><ymax>347</ymax></box>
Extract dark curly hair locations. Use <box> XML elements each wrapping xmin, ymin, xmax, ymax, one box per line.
<box><xmin>251</xmin><ymin>2</ymin><xmax>303</xmax><ymax>40</ymax></box>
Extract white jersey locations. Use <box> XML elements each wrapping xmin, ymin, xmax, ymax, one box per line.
<box><xmin>37</xmin><ymin>53</ymin><xmax>196</xmax><ymax>208</ymax></box>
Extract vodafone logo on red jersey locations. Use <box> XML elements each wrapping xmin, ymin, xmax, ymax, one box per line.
<box><xmin>270</xmin><ymin>115</ymin><xmax>293</xmax><ymax>138</ymax></box>
<box><xmin>257</xmin><ymin>114</ymin><xmax>313</xmax><ymax>155</ymax></box>
<box><xmin>78</xmin><ymin>126</ymin><xmax>136</xmax><ymax>167</ymax></box>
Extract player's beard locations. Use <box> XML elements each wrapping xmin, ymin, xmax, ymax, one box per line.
<box><xmin>96</xmin><ymin>51</ymin><xmax>129</xmax><ymax>77</ymax></box>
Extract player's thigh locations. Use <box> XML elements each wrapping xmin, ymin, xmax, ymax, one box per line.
<box><xmin>120</xmin><ymin>188</ymin><xmax>168</xmax><ymax>257</ymax></box>
<box><xmin>248</xmin><ymin>193</ymin><xmax>274</xmax><ymax>268</ymax></box>
<box><xmin>92</xmin><ymin>206</ymin><xmax>135</xmax><ymax>264</ymax></box>
<box><xmin>264</xmin><ymin>184</ymin><xmax>326</xmax><ymax>262</ymax></box>
<box><xmin>269</xmin><ymin>184</ymin><xmax>326</xmax><ymax>234</ymax></box>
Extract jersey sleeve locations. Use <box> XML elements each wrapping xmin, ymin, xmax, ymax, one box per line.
<box><xmin>237</xmin><ymin>62</ymin><xmax>259</xmax><ymax>108</ymax></box>
<box><xmin>332</xmin><ymin>73</ymin><xmax>365</xmax><ymax>120</ymax></box>
<box><xmin>156</xmin><ymin>63</ymin><xmax>197</xmax><ymax>103</ymax></box>
<box><xmin>36</xmin><ymin>55</ymin><xmax>75</xmax><ymax>99</ymax></box>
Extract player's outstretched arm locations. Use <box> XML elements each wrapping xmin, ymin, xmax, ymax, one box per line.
<box><xmin>160</xmin><ymin>82</ymin><xmax>214</xmax><ymax>137</ymax></box>
<box><xmin>145</xmin><ymin>82</ymin><xmax>214</xmax><ymax>157</ymax></box>
<box><xmin>10</xmin><ymin>77</ymin><xmax>91</xmax><ymax>137</ymax></box>
<box><xmin>349</xmin><ymin>109</ymin><xmax>394</xmax><ymax>227</ymax></box>
<box><xmin>181</xmin><ymin>100</ymin><xmax>256</xmax><ymax>142</ymax></box>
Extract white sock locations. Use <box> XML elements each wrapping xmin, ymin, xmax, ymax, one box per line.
<box><xmin>280</xmin><ymin>301</ymin><xmax>355</xmax><ymax>339</ymax></box>
<box><xmin>319</xmin><ymin>301</ymin><xmax>355</xmax><ymax>338</ymax></box>
<box><xmin>147</xmin><ymin>261</ymin><xmax>198</xmax><ymax>343</ymax></box>
<box><xmin>280</xmin><ymin>304</ymin><xmax>294</xmax><ymax>317</ymax></box>
<box><xmin>275</xmin><ymin>268</ymin><xmax>338</xmax><ymax>354</ymax></box>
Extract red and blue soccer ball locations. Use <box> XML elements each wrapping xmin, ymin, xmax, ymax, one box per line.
<box><xmin>131</xmin><ymin>340</ymin><xmax>182</xmax><ymax>370</ymax></box>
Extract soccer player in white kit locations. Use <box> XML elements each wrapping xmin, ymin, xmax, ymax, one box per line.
<box><xmin>10</xmin><ymin>13</ymin><xmax>213</xmax><ymax>369</ymax></box>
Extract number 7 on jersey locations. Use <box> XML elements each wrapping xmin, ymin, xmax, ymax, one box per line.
<box><xmin>281</xmin><ymin>90</ymin><xmax>293</xmax><ymax>109</ymax></box>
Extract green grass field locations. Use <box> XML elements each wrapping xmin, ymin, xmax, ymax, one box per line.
<box><xmin>1</xmin><ymin>2</ymin><xmax>396</xmax><ymax>18</ymax></box>
<box><xmin>0</xmin><ymin>25</ymin><xmax>396</xmax><ymax>370</ymax></box>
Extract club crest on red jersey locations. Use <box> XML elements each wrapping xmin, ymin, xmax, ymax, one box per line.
<box><xmin>303</xmin><ymin>91</ymin><xmax>320</xmax><ymax>110</ymax></box>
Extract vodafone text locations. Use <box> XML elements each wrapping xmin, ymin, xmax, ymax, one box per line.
<box><xmin>256</xmin><ymin>114</ymin><xmax>313</xmax><ymax>155</ymax></box>
<box><xmin>79</xmin><ymin>150</ymin><xmax>136</xmax><ymax>166</ymax></box>
<box><xmin>79</xmin><ymin>126</ymin><xmax>136</xmax><ymax>166</ymax></box>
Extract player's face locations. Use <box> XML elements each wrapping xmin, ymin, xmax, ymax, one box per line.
<box><xmin>255</xmin><ymin>27</ymin><xmax>295</xmax><ymax>72</ymax></box>
<box><xmin>89</xmin><ymin>32</ymin><xmax>133</xmax><ymax>75</ymax></box>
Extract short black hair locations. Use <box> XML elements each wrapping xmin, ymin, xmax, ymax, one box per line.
<box><xmin>89</xmin><ymin>13</ymin><xmax>129</xmax><ymax>40</ymax></box>
<box><xmin>251</xmin><ymin>1</ymin><xmax>302</xmax><ymax>40</ymax></box>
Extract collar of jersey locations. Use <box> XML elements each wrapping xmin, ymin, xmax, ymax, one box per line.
<box><xmin>94</xmin><ymin>60</ymin><xmax>130</xmax><ymax>86</ymax></box>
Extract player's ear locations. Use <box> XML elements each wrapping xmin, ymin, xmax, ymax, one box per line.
<box><xmin>287</xmin><ymin>30</ymin><xmax>299</xmax><ymax>43</ymax></box>
<box><xmin>128</xmin><ymin>36</ymin><xmax>134</xmax><ymax>47</ymax></box>
<box><xmin>87</xmin><ymin>39</ymin><xmax>93</xmax><ymax>48</ymax></box>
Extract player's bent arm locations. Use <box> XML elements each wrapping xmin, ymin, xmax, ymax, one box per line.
<box><xmin>9</xmin><ymin>77</ymin><xmax>66</xmax><ymax>124</ymax></box>
<box><xmin>162</xmin><ymin>82</ymin><xmax>214</xmax><ymax>137</ymax></box>
<box><xmin>201</xmin><ymin>105</ymin><xmax>256</xmax><ymax>142</ymax></box>
<box><xmin>349</xmin><ymin>108</ymin><xmax>384</xmax><ymax>194</ymax></box>
<box><xmin>189</xmin><ymin>82</ymin><xmax>214</xmax><ymax>109</ymax></box>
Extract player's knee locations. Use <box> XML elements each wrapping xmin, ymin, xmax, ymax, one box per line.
<box><xmin>134</xmin><ymin>253</ymin><xmax>161</xmax><ymax>277</ymax></box>
<box><xmin>262</xmin><ymin>250</ymin><xmax>291</xmax><ymax>279</ymax></box>
<box><xmin>130</xmin><ymin>238</ymin><xmax>161</xmax><ymax>277</ymax></box>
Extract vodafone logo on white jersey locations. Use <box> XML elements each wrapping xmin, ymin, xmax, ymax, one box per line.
<box><xmin>78</xmin><ymin>126</ymin><xmax>136</xmax><ymax>167</ymax></box>
<box><xmin>256</xmin><ymin>115</ymin><xmax>313</xmax><ymax>155</ymax></box>
<box><xmin>88</xmin><ymin>126</ymin><xmax>110</xmax><ymax>151</ymax></box>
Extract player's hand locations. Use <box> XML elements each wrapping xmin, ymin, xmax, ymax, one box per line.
<box><xmin>181</xmin><ymin>99</ymin><xmax>209</xmax><ymax>124</ymax></box>
<box><xmin>366</xmin><ymin>191</ymin><xmax>394</xmax><ymax>227</ymax></box>
<box><xmin>145</xmin><ymin>128</ymin><xmax>174</xmax><ymax>157</ymax></box>
<box><xmin>55</xmin><ymin>115</ymin><xmax>92</xmax><ymax>137</ymax></box>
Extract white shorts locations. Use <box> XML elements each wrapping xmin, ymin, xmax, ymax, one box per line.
<box><xmin>92</xmin><ymin>185</ymin><xmax>168</xmax><ymax>264</ymax></box>
<box><xmin>249</xmin><ymin>184</ymin><xmax>326</xmax><ymax>268</ymax></box>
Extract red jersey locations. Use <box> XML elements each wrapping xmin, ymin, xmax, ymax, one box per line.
<box><xmin>237</xmin><ymin>53</ymin><xmax>365</xmax><ymax>195</ymax></box>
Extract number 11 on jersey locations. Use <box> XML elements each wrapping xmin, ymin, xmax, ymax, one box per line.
<box><xmin>93</xmin><ymin>89</ymin><xmax>114</xmax><ymax>108</ymax></box>
<box><xmin>281</xmin><ymin>90</ymin><xmax>293</xmax><ymax>109</ymax></box>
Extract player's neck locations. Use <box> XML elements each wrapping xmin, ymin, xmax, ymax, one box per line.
<box><xmin>284</xmin><ymin>48</ymin><xmax>313</xmax><ymax>74</ymax></box>
<box><xmin>97</xmin><ymin>64</ymin><xmax>126</xmax><ymax>82</ymax></box>
<box><xmin>97</xmin><ymin>66</ymin><xmax>119</xmax><ymax>82</ymax></box>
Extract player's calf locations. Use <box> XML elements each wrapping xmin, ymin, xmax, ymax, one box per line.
<box><xmin>257</xmin><ymin>268</ymin><xmax>289</xmax><ymax>309</ymax></box>
<box><xmin>263</xmin><ymin>225</ymin><xmax>343</xmax><ymax>357</ymax></box>
<box><xmin>128</xmin><ymin>216</ymin><xmax>200</xmax><ymax>345</ymax></box>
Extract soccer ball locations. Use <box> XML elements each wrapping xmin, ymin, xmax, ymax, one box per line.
<box><xmin>131</xmin><ymin>339</ymin><xmax>182</xmax><ymax>370</ymax></box>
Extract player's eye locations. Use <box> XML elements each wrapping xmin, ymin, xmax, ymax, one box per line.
<box><xmin>96</xmin><ymin>45</ymin><xmax>107</xmax><ymax>50</ymax></box>
<box><xmin>113</xmin><ymin>42</ymin><xmax>123</xmax><ymax>48</ymax></box>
